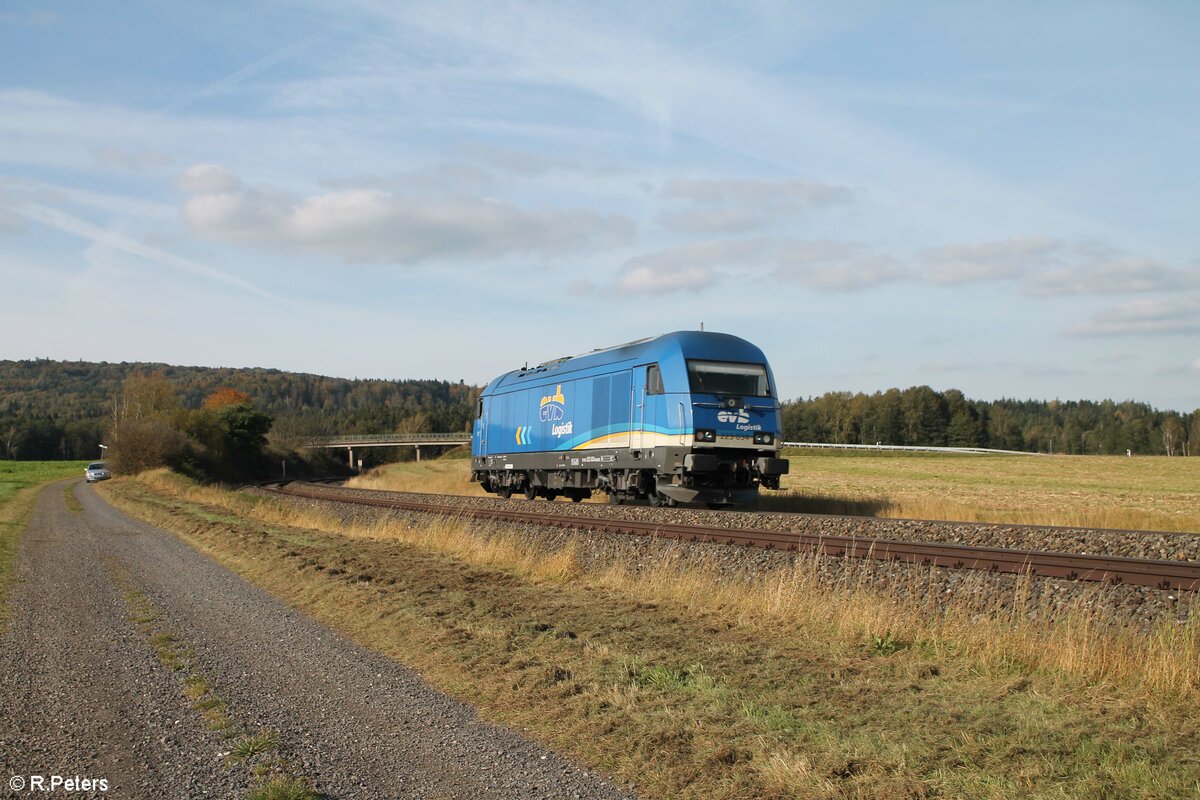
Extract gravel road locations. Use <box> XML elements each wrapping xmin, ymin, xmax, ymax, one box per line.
<box><xmin>0</xmin><ymin>481</ymin><xmax>635</xmax><ymax>800</ymax></box>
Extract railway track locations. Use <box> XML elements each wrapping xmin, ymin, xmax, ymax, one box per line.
<box><xmin>262</xmin><ymin>481</ymin><xmax>1200</xmax><ymax>592</ymax></box>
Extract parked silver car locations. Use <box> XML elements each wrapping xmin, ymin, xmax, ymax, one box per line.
<box><xmin>85</xmin><ymin>462</ymin><xmax>111</xmax><ymax>482</ymax></box>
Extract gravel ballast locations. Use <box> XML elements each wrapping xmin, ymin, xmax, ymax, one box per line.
<box><xmin>259</xmin><ymin>484</ymin><xmax>1197</xmax><ymax>628</ymax></box>
<box><xmin>310</xmin><ymin>485</ymin><xmax>1200</xmax><ymax>561</ymax></box>
<box><xmin>1</xmin><ymin>481</ymin><xmax>636</xmax><ymax>800</ymax></box>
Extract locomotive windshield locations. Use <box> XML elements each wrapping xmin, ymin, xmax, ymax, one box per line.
<box><xmin>686</xmin><ymin>360</ymin><xmax>770</xmax><ymax>397</ymax></box>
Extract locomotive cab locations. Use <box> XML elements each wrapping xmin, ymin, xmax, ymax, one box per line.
<box><xmin>648</xmin><ymin>356</ymin><xmax>788</xmax><ymax>507</ymax></box>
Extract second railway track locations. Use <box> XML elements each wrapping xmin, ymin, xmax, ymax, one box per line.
<box><xmin>263</xmin><ymin>481</ymin><xmax>1200</xmax><ymax>592</ymax></box>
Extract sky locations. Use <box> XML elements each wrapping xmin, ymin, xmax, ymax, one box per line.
<box><xmin>1</xmin><ymin>1</ymin><xmax>1198</xmax><ymax>410</ymax></box>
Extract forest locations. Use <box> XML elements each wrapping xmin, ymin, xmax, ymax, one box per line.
<box><xmin>782</xmin><ymin>387</ymin><xmax>1197</xmax><ymax>456</ymax></box>
<box><xmin>1</xmin><ymin>359</ymin><xmax>1196</xmax><ymax>459</ymax></box>
<box><xmin>0</xmin><ymin>359</ymin><xmax>478</xmax><ymax>461</ymax></box>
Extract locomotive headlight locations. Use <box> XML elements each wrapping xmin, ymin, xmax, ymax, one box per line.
<box><xmin>695</xmin><ymin>429</ymin><xmax>716</xmax><ymax>443</ymax></box>
<box><xmin>754</xmin><ymin>432</ymin><xmax>774</xmax><ymax>445</ymax></box>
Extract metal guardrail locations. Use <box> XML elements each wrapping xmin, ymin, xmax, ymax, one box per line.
<box><xmin>782</xmin><ymin>442</ymin><xmax>1045</xmax><ymax>456</ymax></box>
<box><xmin>306</xmin><ymin>435</ymin><xmax>1039</xmax><ymax>455</ymax></box>
<box><xmin>305</xmin><ymin>433</ymin><xmax>471</xmax><ymax>448</ymax></box>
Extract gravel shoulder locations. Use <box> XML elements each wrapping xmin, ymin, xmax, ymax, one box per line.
<box><xmin>1</xmin><ymin>480</ymin><xmax>634</xmax><ymax>800</ymax></box>
<box><xmin>318</xmin><ymin>485</ymin><xmax>1200</xmax><ymax>561</ymax></box>
<box><xmin>262</xmin><ymin>485</ymin><xmax>1195</xmax><ymax>628</ymax></box>
<box><xmin>1</xmin><ymin>480</ymin><xmax>254</xmax><ymax>798</ymax></box>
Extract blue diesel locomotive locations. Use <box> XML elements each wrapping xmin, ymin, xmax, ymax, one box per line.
<box><xmin>471</xmin><ymin>331</ymin><xmax>789</xmax><ymax>507</ymax></box>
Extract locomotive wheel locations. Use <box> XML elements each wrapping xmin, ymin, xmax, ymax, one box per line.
<box><xmin>608</xmin><ymin>492</ymin><xmax>624</xmax><ymax>505</ymax></box>
<box><xmin>543</xmin><ymin>491</ymin><xmax>559</xmax><ymax>501</ymax></box>
<box><xmin>523</xmin><ymin>485</ymin><xmax>538</xmax><ymax>500</ymax></box>
<box><xmin>571</xmin><ymin>494</ymin><xmax>583</xmax><ymax>503</ymax></box>
<box><xmin>648</xmin><ymin>493</ymin><xmax>663</xmax><ymax>508</ymax></box>
<box><xmin>498</xmin><ymin>486</ymin><xmax>513</xmax><ymax>499</ymax></box>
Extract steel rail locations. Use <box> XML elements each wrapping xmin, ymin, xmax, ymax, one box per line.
<box><xmin>264</xmin><ymin>482</ymin><xmax>1200</xmax><ymax>592</ymax></box>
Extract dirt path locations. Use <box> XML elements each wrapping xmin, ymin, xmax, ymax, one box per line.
<box><xmin>0</xmin><ymin>481</ymin><xmax>634</xmax><ymax>799</ymax></box>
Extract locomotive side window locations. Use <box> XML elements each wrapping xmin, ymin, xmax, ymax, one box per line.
<box><xmin>686</xmin><ymin>360</ymin><xmax>770</xmax><ymax>397</ymax></box>
<box><xmin>646</xmin><ymin>364</ymin><xmax>664</xmax><ymax>395</ymax></box>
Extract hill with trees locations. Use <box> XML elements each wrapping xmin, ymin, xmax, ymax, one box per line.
<box><xmin>0</xmin><ymin>359</ymin><xmax>478</xmax><ymax>461</ymax></box>
<box><xmin>1</xmin><ymin>359</ymin><xmax>1195</xmax><ymax>460</ymax></box>
<box><xmin>782</xmin><ymin>387</ymin><xmax>1198</xmax><ymax>456</ymax></box>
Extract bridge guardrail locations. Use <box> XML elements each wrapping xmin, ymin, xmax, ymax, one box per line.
<box><xmin>304</xmin><ymin>432</ymin><xmax>471</xmax><ymax>447</ymax></box>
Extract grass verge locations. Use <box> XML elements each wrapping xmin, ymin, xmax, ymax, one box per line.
<box><xmin>63</xmin><ymin>483</ymin><xmax>84</xmax><ymax>514</ymax></box>
<box><xmin>344</xmin><ymin>457</ymin><xmax>486</xmax><ymax>496</ymax></box>
<box><xmin>100</xmin><ymin>471</ymin><xmax>1200</xmax><ymax>799</ymax></box>
<box><xmin>0</xmin><ymin>460</ymin><xmax>88</xmax><ymax>627</ymax></box>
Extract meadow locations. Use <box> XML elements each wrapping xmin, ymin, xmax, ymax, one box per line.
<box><xmin>348</xmin><ymin>449</ymin><xmax>1200</xmax><ymax>532</ymax></box>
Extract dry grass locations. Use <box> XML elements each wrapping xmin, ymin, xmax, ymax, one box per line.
<box><xmin>129</xmin><ymin>469</ymin><xmax>1200</xmax><ymax>701</ymax></box>
<box><xmin>62</xmin><ymin>483</ymin><xmax>83</xmax><ymax>514</ymax></box>
<box><xmin>770</xmin><ymin>449</ymin><xmax>1200</xmax><ymax>532</ymax></box>
<box><xmin>99</xmin><ymin>471</ymin><xmax>1200</xmax><ymax>799</ymax></box>
<box><xmin>345</xmin><ymin>458</ymin><xmax>485</xmax><ymax>496</ymax></box>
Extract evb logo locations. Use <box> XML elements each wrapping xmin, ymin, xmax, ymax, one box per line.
<box><xmin>717</xmin><ymin>410</ymin><xmax>750</xmax><ymax>424</ymax></box>
<box><xmin>539</xmin><ymin>384</ymin><xmax>566</xmax><ymax>422</ymax></box>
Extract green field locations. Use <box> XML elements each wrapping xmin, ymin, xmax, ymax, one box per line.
<box><xmin>0</xmin><ymin>460</ymin><xmax>89</xmax><ymax>624</ymax></box>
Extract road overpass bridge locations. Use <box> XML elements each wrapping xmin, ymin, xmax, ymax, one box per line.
<box><xmin>304</xmin><ymin>432</ymin><xmax>471</xmax><ymax>469</ymax></box>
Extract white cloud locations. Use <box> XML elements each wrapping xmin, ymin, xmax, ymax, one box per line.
<box><xmin>616</xmin><ymin>264</ymin><xmax>720</xmax><ymax>293</ymax></box>
<box><xmin>0</xmin><ymin>190</ymin><xmax>21</xmax><ymax>233</ymax></box>
<box><xmin>657</xmin><ymin>177</ymin><xmax>853</xmax><ymax>234</ymax></box>
<box><xmin>611</xmin><ymin>237</ymin><xmax>907</xmax><ymax>295</ymax></box>
<box><xmin>319</xmin><ymin>163</ymin><xmax>496</xmax><ymax>197</ymax></box>
<box><xmin>93</xmin><ymin>146</ymin><xmax>173</xmax><ymax>172</ymax></box>
<box><xmin>657</xmin><ymin>207</ymin><xmax>764</xmax><ymax>236</ymax></box>
<box><xmin>0</xmin><ymin>210</ymin><xmax>21</xmax><ymax>233</ymax></box>
<box><xmin>455</xmin><ymin>143</ymin><xmax>583</xmax><ymax>176</ymax></box>
<box><xmin>924</xmin><ymin>236</ymin><xmax>1062</xmax><ymax>285</ymax></box>
<box><xmin>1192</xmin><ymin>357</ymin><xmax>1200</xmax><ymax>371</ymax></box>
<box><xmin>179</xmin><ymin>164</ymin><xmax>635</xmax><ymax>264</ymax></box>
<box><xmin>786</xmin><ymin>255</ymin><xmax>909</xmax><ymax>292</ymax></box>
<box><xmin>661</xmin><ymin>177</ymin><xmax>853</xmax><ymax>209</ymax></box>
<box><xmin>773</xmin><ymin>241</ymin><xmax>909</xmax><ymax>291</ymax></box>
<box><xmin>1024</xmin><ymin>256</ymin><xmax>1196</xmax><ymax>296</ymax></box>
<box><xmin>178</xmin><ymin>164</ymin><xmax>242</xmax><ymax>194</ymax></box>
<box><xmin>1068</xmin><ymin>295</ymin><xmax>1200</xmax><ymax>337</ymax></box>
<box><xmin>611</xmin><ymin>239</ymin><xmax>760</xmax><ymax>294</ymax></box>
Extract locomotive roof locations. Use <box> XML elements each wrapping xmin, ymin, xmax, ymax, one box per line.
<box><xmin>484</xmin><ymin>330</ymin><xmax>768</xmax><ymax>393</ymax></box>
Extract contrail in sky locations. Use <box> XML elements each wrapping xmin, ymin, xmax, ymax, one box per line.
<box><xmin>160</xmin><ymin>31</ymin><xmax>324</xmax><ymax>113</ymax></box>
<box><xmin>16</xmin><ymin>203</ymin><xmax>289</xmax><ymax>305</ymax></box>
